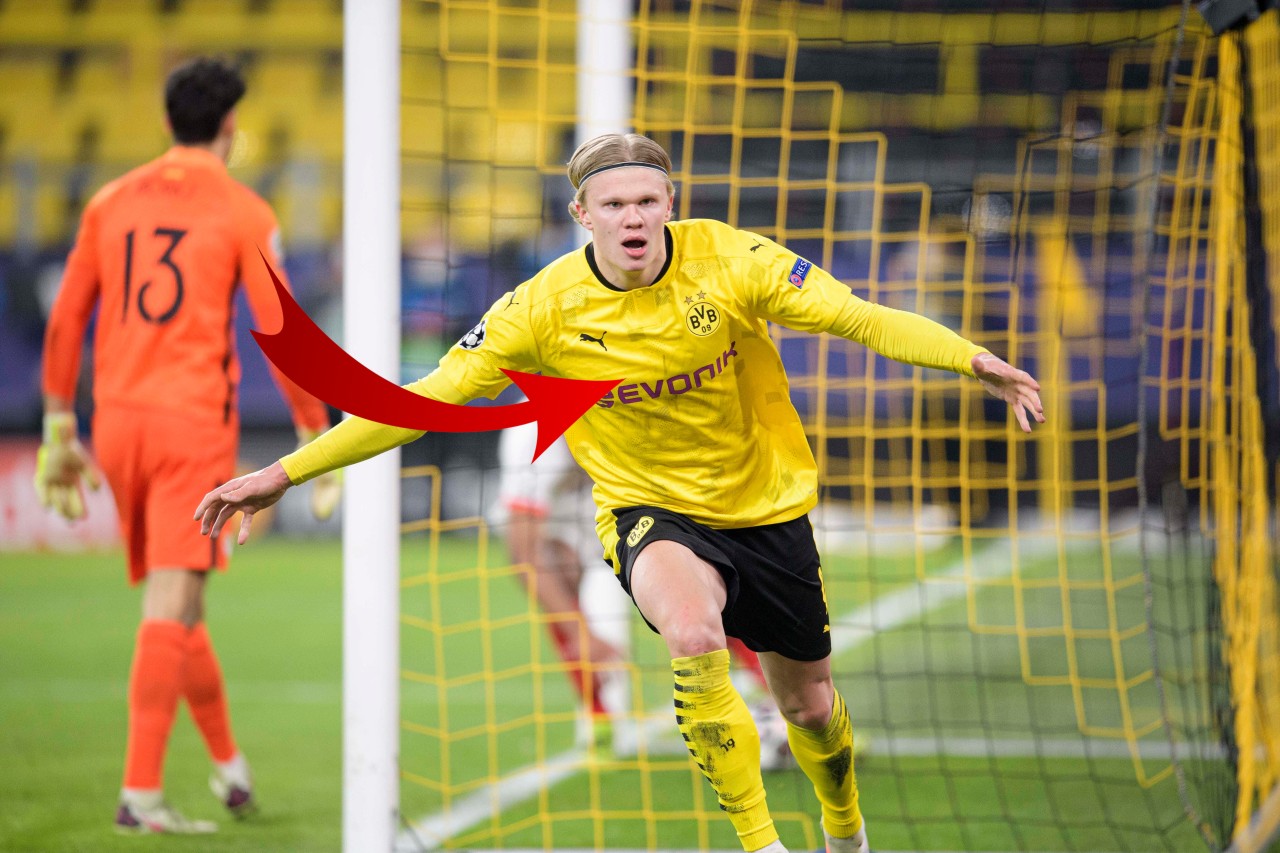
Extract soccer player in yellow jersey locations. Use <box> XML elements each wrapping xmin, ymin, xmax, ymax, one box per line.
<box><xmin>196</xmin><ymin>133</ymin><xmax>1044</xmax><ymax>853</ymax></box>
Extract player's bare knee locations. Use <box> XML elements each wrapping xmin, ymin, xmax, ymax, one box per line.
<box><xmin>660</xmin><ymin>616</ymin><xmax>726</xmax><ymax>659</ymax></box>
<box><xmin>773</xmin><ymin>680</ymin><xmax>836</xmax><ymax>731</ymax></box>
<box><xmin>777</xmin><ymin>698</ymin><xmax>833</xmax><ymax>732</ymax></box>
<box><xmin>142</xmin><ymin>567</ymin><xmax>206</xmax><ymax>627</ymax></box>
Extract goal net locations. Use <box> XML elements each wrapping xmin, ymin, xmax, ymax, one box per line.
<box><xmin>390</xmin><ymin>2</ymin><xmax>1280</xmax><ymax>851</ymax></box>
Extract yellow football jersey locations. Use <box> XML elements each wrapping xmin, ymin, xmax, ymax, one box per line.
<box><xmin>283</xmin><ymin>218</ymin><xmax>986</xmax><ymax>564</ymax></box>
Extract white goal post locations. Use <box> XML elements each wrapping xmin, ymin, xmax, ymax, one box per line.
<box><xmin>342</xmin><ymin>1</ymin><xmax>401</xmax><ymax>851</ymax></box>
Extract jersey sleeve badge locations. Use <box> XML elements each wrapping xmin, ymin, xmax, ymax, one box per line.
<box><xmin>788</xmin><ymin>258</ymin><xmax>812</xmax><ymax>289</ymax></box>
<box><xmin>458</xmin><ymin>318</ymin><xmax>487</xmax><ymax>350</ymax></box>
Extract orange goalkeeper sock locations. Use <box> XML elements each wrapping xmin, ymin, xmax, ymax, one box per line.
<box><xmin>183</xmin><ymin>622</ymin><xmax>238</xmax><ymax>763</ymax></box>
<box><xmin>122</xmin><ymin>620</ymin><xmax>187</xmax><ymax>790</ymax></box>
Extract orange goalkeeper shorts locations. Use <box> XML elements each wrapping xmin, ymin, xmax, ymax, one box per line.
<box><xmin>93</xmin><ymin>405</ymin><xmax>238</xmax><ymax>584</ymax></box>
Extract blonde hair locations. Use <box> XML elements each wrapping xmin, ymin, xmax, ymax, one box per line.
<box><xmin>566</xmin><ymin>133</ymin><xmax>674</xmax><ymax>224</ymax></box>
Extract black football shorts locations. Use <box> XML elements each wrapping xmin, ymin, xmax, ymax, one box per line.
<box><xmin>609</xmin><ymin>505</ymin><xmax>832</xmax><ymax>661</ymax></box>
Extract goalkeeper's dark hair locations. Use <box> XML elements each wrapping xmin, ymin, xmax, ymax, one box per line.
<box><xmin>567</xmin><ymin>133</ymin><xmax>674</xmax><ymax>224</ymax></box>
<box><xmin>164</xmin><ymin>57</ymin><xmax>246</xmax><ymax>145</ymax></box>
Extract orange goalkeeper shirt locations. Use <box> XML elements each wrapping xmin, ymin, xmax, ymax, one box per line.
<box><xmin>42</xmin><ymin>146</ymin><xmax>329</xmax><ymax>431</ymax></box>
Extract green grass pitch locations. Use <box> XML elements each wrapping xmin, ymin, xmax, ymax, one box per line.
<box><xmin>1</xmin><ymin>539</ymin><xmax>344</xmax><ymax>853</ymax></box>
<box><xmin>3</xmin><ymin>534</ymin><xmax>1207</xmax><ymax>852</ymax></box>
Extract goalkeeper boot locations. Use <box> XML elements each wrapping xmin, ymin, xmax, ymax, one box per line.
<box><xmin>115</xmin><ymin>792</ymin><xmax>217</xmax><ymax>835</ymax></box>
<box><xmin>210</xmin><ymin>753</ymin><xmax>257</xmax><ymax>819</ymax></box>
<box><xmin>823</xmin><ymin>822</ymin><xmax>869</xmax><ymax>853</ymax></box>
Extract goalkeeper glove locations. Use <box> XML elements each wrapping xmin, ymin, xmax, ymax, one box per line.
<box><xmin>297</xmin><ymin>427</ymin><xmax>342</xmax><ymax>521</ymax></box>
<box><xmin>34</xmin><ymin>412</ymin><xmax>101</xmax><ymax>521</ymax></box>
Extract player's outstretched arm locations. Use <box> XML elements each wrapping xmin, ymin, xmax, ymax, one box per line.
<box><xmin>195</xmin><ymin>462</ymin><xmax>294</xmax><ymax>545</ymax></box>
<box><xmin>971</xmin><ymin>352</ymin><xmax>1045</xmax><ymax>433</ymax></box>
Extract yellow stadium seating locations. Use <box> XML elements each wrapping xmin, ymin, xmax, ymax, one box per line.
<box><xmin>1</xmin><ymin>0</ymin><xmax>345</xmax><ymax>246</ymax></box>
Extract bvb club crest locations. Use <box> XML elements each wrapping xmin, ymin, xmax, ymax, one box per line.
<box><xmin>685</xmin><ymin>301</ymin><xmax>721</xmax><ymax>336</ymax></box>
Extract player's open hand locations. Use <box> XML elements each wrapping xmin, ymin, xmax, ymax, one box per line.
<box><xmin>195</xmin><ymin>461</ymin><xmax>294</xmax><ymax>545</ymax></box>
<box><xmin>971</xmin><ymin>352</ymin><xmax>1045</xmax><ymax>433</ymax></box>
<box><xmin>33</xmin><ymin>412</ymin><xmax>101</xmax><ymax>521</ymax></box>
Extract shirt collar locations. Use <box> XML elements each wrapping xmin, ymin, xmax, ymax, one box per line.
<box><xmin>162</xmin><ymin>145</ymin><xmax>227</xmax><ymax>170</ymax></box>
<box><xmin>584</xmin><ymin>225</ymin><xmax>675</xmax><ymax>292</ymax></box>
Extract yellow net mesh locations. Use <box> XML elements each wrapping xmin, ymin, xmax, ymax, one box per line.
<box><xmin>391</xmin><ymin>2</ymin><xmax>1280</xmax><ymax>850</ymax></box>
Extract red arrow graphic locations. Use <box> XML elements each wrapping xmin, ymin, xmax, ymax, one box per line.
<box><xmin>251</xmin><ymin>254</ymin><xmax>621</xmax><ymax>461</ymax></box>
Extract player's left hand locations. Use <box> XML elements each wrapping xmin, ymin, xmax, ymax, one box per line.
<box><xmin>297</xmin><ymin>427</ymin><xmax>342</xmax><ymax>521</ymax></box>
<box><xmin>971</xmin><ymin>352</ymin><xmax>1045</xmax><ymax>433</ymax></box>
<box><xmin>33</xmin><ymin>412</ymin><xmax>101</xmax><ymax>521</ymax></box>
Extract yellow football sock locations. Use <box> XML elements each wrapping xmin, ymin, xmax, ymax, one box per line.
<box><xmin>672</xmin><ymin>649</ymin><xmax>778</xmax><ymax>851</ymax></box>
<box><xmin>786</xmin><ymin>689</ymin><xmax>863</xmax><ymax>838</ymax></box>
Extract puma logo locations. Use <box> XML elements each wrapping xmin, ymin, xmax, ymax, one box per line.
<box><xmin>749</xmin><ymin>241</ymin><xmax>764</xmax><ymax>252</ymax></box>
<box><xmin>579</xmin><ymin>331</ymin><xmax>608</xmax><ymax>351</ymax></box>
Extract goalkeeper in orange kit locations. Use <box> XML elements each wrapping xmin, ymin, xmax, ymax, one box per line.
<box><xmin>35</xmin><ymin>57</ymin><xmax>340</xmax><ymax>835</ymax></box>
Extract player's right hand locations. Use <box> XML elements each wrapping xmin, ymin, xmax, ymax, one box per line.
<box><xmin>195</xmin><ymin>462</ymin><xmax>294</xmax><ymax>545</ymax></box>
<box><xmin>33</xmin><ymin>412</ymin><xmax>101</xmax><ymax>521</ymax></box>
